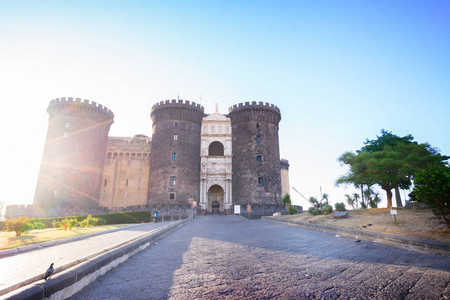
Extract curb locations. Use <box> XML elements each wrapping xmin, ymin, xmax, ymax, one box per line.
<box><xmin>262</xmin><ymin>216</ymin><xmax>450</xmax><ymax>257</ymax></box>
<box><xmin>1</xmin><ymin>219</ymin><xmax>189</xmax><ymax>300</ymax></box>
<box><xmin>0</xmin><ymin>223</ymin><xmax>144</xmax><ymax>258</ymax></box>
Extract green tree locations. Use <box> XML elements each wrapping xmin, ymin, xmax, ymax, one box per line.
<box><xmin>282</xmin><ymin>193</ymin><xmax>291</xmax><ymax>208</ymax></box>
<box><xmin>413</xmin><ymin>164</ymin><xmax>450</xmax><ymax>227</ymax></box>
<box><xmin>337</xmin><ymin>130</ymin><xmax>447</xmax><ymax>209</ymax></box>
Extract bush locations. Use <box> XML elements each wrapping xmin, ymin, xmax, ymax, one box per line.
<box><xmin>322</xmin><ymin>205</ymin><xmax>333</xmax><ymax>215</ymax></box>
<box><xmin>79</xmin><ymin>215</ymin><xmax>100</xmax><ymax>227</ymax></box>
<box><xmin>308</xmin><ymin>207</ymin><xmax>321</xmax><ymax>215</ymax></box>
<box><xmin>288</xmin><ymin>205</ymin><xmax>297</xmax><ymax>215</ymax></box>
<box><xmin>32</xmin><ymin>221</ymin><xmax>46</xmax><ymax>230</ymax></box>
<box><xmin>5</xmin><ymin>217</ymin><xmax>33</xmax><ymax>236</ymax></box>
<box><xmin>413</xmin><ymin>164</ymin><xmax>450</xmax><ymax>227</ymax></box>
<box><xmin>282</xmin><ymin>193</ymin><xmax>291</xmax><ymax>207</ymax></box>
<box><xmin>51</xmin><ymin>219</ymin><xmax>61</xmax><ymax>229</ymax></box>
<box><xmin>334</xmin><ymin>202</ymin><xmax>346</xmax><ymax>212</ymax></box>
<box><xmin>59</xmin><ymin>218</ymin><xmax>78</xmax><ymax>231</ymax></box>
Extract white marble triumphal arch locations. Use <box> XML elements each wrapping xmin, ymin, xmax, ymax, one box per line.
<box><xmin>199</xmin><ymin>105</ymin><xmax>233</xmax><ymax>213</ymax></box>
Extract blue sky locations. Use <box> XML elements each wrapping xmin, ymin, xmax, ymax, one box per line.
<box><xmin>1</xmin><ymin>1</ymin><xmax>449</xmax><ymax>211</ymax></box>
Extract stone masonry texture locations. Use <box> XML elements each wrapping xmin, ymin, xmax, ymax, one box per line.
<box><xmin>72</xmin><ymin>216</ymin><xmax>450</xmax><ymax>299</ymax></box>
<box><xmin>33</xmin><ymin>98</ymin><xmax>114</xmax><ymax>216</ymax></box>
<box><xmin>228</xmin><ymin>103</ymin><xmax>282</xmax><ymax>206</ymax></box>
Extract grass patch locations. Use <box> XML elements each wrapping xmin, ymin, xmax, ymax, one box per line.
<box><xmin>0</xmin><ymin>224</ymin><xmax>130</xmax><ymax>251</ymax></box>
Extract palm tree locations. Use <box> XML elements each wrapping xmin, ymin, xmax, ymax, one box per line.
<box><xmin>309</xmin><ymin>196</ymin><xmax>320</xmax><ymax>209</ymax></box>
<box><xmin>345</xmin><ymin>194</ymin><xmax>356</xmax><ymax>209</ymax></box>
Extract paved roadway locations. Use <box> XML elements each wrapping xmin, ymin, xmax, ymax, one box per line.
<box><xmin>72</xmin><ymin>215</ymin><xmax>450</xmax><ymax>299</ymax></box>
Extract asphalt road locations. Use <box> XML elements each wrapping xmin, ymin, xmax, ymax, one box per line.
<box><xmin>72</xmin><ymin>215</ymin><xmax>450</xmax><ymax>299</ymax></box>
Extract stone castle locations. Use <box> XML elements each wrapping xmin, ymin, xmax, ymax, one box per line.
<box><xmin>7</xmin><ymin>97</ymin><xmax>291</xmax><ymax>218</ymax></box>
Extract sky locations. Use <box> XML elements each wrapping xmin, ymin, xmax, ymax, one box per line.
<box><xmin>1</xmin><ymin>1</ymin><xmax>449</xmax><ymax>214</ymax></box>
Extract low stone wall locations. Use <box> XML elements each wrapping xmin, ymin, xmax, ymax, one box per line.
<box><xmin>238</xmin><ymin>204</ymin><xmax>288</xmax><ymax>219</ymax></box>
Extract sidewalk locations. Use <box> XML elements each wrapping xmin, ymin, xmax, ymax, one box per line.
<box><xmin>0</xmin><ymin>220</ymin><xmax>186</xmax><ymax>298</ymax></box>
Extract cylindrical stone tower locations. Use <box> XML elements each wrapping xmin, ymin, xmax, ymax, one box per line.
<box><xmin>228</xmin><ymin>101</ymin><xmax>282</xmax><ymax>206</ymax></box>
<box><xmin>280</xmin><ymin>159</ymin><xmax>290</xmax><ymax>197</ymax></box>
<box><xmin>148</xmin><ymin>99</ymin><xmax>204</xmax><ymax>205</ymax></box>
<box><xmin>33</xmin><ymin>97</ymin><xmax>114</xmax><ymax>216</ymax></box>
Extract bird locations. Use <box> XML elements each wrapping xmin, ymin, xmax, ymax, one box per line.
<box><xmin>362</xmin><ymin>225</ymin><xmax>367</xmax><ymax>228</ymax></box>
<box><xmin>355</xmin><ymin>239</ymin><xmax>361</xmax><ymax>243</ymax></box>
<box><xmin>367</xmin><ymin>224</ymin><xmax>373</xmax><ymax>226</ymax></box>
<box><xmin>44</xmin><ymin>263</ymin><xmax>54</xmax><ymax>280</ymax></box>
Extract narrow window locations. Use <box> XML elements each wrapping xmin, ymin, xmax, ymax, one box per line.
<box><xmin>104</xmin><ymin>179</ymin><xmax>107</xmax><ymax>186</ymax></box>
<box><xmin>173</xmin><ymin>134</ymin><xmax>178</xmax><ymax>141</ymax></box>
<box><xmin>63</xmin><ymin>132</ymin><xmax>68</xmax><ymax>138</ymax></box>
<box><xmin>258</xmin><ymin>177</ymin><xmax>264</xmax><ymax>186</ymax></box>
<box><xmin>256</xmin><ymin>156</ymin><xmax>262</xmax><ymax>161</ymax></box>
<box><xmin>170</xmin><ymin>176</ymin><xmax>176</xmax><ymax>186</ymax></box>
<box><xmin>169</xmin><ymin>193</ymin><xmax>175</xmax><ymax>200</ymax></box>
<box><xmin>172</xmin><ymin>153</ymin><xmax>177</xmax><ymax>160</ymax></box>
<box><xmin>126</xmin><ymin>179</ymin><xmax>128</xmax><ymax>187</ymax></box>
<box><xmin>65</xmin><ymin>122</ymin><xmax>70</xmax><ymax>128</ymax></box>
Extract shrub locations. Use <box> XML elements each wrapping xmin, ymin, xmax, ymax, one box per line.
<box><xmin>334</xmin><ymin>202</ymin><xmax>346</xmax><ymax>212</ymax></box>
<box><xmin>51</xmin><ymin>219</ymin><xmax>61</xmax><ymax>229</ymax></box>
<box><xmin>59</xmin><ymin>218</ymin><xmax>78</xmax><ymax>230</ymax></box>
<box><xmin>80</xmin><ymin>215</ymin><xmax>100</xmax><ymax>227</ymax></box>
<box><xmin>282</xmin><ymin>193</ymin><xmax>291</xmax><ymax>208</ymax></box>
<box><xmin>5</xmin><ymin>217</ymin><xmax>33</xmax><ymax>236</ymax></box>
<box><xmin>288</xmin><ymin>205</ymin><xmax>297</xmax><ymax>215</ymax></box>
<box><xmin>413</xmin><ymin>164</ymin><xmax>450</xmax><ymax>227</ymax></box>
<box><xmin>322</xmin><ymin>205</ymin><xmax>333</xmax><ymax>215</ymax></box>
<box><xmin>308</xmin><ymin>207</ymin><xmax>321</xmax><ymax>215</ymax></box>
<box><xmin>32</xmin><ymin>221</ymin><xmax>46</xmax><ymax>230</ymax></box>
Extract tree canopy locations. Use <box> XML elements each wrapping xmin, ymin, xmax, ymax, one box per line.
<box><xmin>413</xmin><ymin>164</ymin><xmax>450</xmax><ymax>227</ymax></box>
<box><xmin>337</xmin><ymin>130</ymin><xmax>448</xmax><ymax>209</ymax></box>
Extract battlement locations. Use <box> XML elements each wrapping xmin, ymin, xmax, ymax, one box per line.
<box><xmin>151</xmin><ymin>99</ymin><xmax>204</xmax><ymax>113</ymax></box>
<box><xmin>280</xmin><ymin>159</ymin><xmax>290</xmax><ymax>170</ymax></box>
<box><xmin>227</xmin><ymin>101</ymin><xmax>281</xmax><ymax>126</ymax></box>
<box><xmin>228</xmin><ymin>101</ymin><xmax>280</xmax><ymax>114</ymax></box>
<box><xmin>47</xmin><ymin>97</ymin><xmax>114</xmax><ymax>122</ymax></box>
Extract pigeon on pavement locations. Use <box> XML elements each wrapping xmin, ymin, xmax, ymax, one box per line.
<box><xmin>44</xmin><ymin>263</ymin><xmax>54</xmax><ymax>280</ymax></box>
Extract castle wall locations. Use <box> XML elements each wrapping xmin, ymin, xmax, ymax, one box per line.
<box><xmin>100</xmin><ymin>136</ymin><xmax>151</xmax><ymax>209</ymax></box>
<box><xmin>147</xmin><ymin>100</ymin><xmax>204</xmax><ymax>205</ymax></box>
<box><xmin>29</xmin><ymin>98</ymin><xmax>290</xmax><ymax>219</ymax></box>
<box><xmin>228</xmin><ymin>102</ymin><xmax>282</xmax><ymax>206</ymax></box>
<box><xmin>33</xmin><ymin>98</ymin><xmax>113</xmax><ymax>217</ymax></box>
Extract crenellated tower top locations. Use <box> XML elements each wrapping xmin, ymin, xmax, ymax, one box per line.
<box><xmin>47</xmin><ymin>97</ymin><xmax>114</xmax><ymax>123</ymax></box>
<box><xmin>151</xmin><ymin>99</ymin><xmax>205</xmax><ymax>126</ymax></box>
<box><xmin>228</xmin><ymin>101</ymin><xmax>281</xmax><ymax>126</ymax></box>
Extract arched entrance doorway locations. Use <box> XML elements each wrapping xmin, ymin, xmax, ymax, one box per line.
<box><xmin>212</xmin><ymin>201</ymin><xmax>220</xmax><ymax>214</ymax></box>
<box><xmin>208</xmin><ymin>185</ymin><xmax>224</xmax><ymax>214</ymax></box>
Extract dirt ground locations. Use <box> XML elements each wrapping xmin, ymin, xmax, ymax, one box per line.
<box><xmin>282</xmin><ymin>208</ymin><xmax>450</xmax><ymax>243</ymax></box>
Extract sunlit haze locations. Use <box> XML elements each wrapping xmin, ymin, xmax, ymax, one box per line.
<box><xmin>1</xmin><ymin>1</ymin><xmax>449</xmax><ymax>213</ymax></box>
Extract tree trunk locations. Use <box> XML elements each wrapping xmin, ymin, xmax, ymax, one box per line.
<box><xmin>360</xmin><ymin>185</ymin><xmax>364</xmax><ymax>209</ymax></box>
<box><xmin>394</xmin><ymin>186</ymin><xmax>403</xmax><ymax>208</ymax></box>
<box><xmin>385</xmin><ymin>188</ymin><xmax>393</xmax><ymax>209</ymax></box>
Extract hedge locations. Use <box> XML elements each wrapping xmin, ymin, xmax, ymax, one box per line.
<box><xmin>0</xmin><ymin>211</ymin><xmax>153</xmax><ymax>230</ymax></box>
